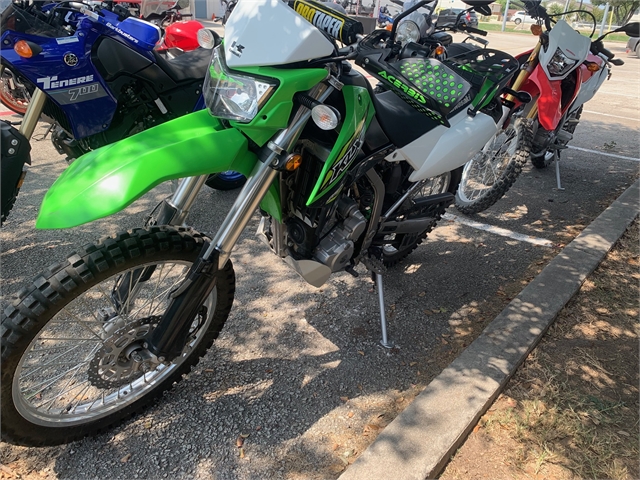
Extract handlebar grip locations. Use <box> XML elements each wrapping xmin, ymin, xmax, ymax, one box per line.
<box><xmin>460</xmin><ymin>24</ymin><xmax>487</xmax><ymax>36</ymax></box>
<box><xmin>592</xmin><ymin>41</ymin><xmax>614</xmax><ymax>60</ymax></box>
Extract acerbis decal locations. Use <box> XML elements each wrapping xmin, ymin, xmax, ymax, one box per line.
<box><xmin>377</xmin><ymin>71</ymin><xmax>427</xmax><ymax>104</ymax></box>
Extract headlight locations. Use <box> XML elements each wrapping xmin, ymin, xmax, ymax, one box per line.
<box><xmin>547</xmin><ymin>47</ymin><xmax>577</xmax><ymax>77</ymax></box>
<box><xmin>396</xmin><ymin>20</ymin><xmax>420</xmax><ymax>44</ymax></box>
<box><xmin>396</xmin><ymin>11</ymin><xmax>428</xmax><ymax>45</ymax></box>
<box><xmin>203</xmin><ymin>46</ymin><xmax>277</xmax><ymax>123</ymax></box>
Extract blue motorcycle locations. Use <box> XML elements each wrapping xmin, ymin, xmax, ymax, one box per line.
<box><xmin>0</xmin><ymin>0</ymin><xmax>243</xmax><ymax>223</ymax></box>
<box><xmin>378</xmin><ymin>5</ymin><xmax>394</xmax><ymax>26</ymax></box>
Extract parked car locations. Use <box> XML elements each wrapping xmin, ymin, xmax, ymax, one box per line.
<box><xmin>626</xmin><ymin>36</ymin><xmax>640</xmax><ymax>57</ymax></box>
<box><xmin>510</xmin><ymin>11</ymin><xmax>534</xmax><ymax>25</ymax></box>
<box><xmin>435</xmin><ymin>8</ymin><xmax>478</xmax><ymax>28</ymax></box>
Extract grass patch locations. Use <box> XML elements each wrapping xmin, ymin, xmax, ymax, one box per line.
<box><xmin>441</xmin><ymin>219</ymin><xmax>639</xmax><ymax>480</ymax></box>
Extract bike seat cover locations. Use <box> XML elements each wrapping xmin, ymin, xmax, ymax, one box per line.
<box><xmin>153</xmin><ymin>47</ymin><xmax>212</xmax><ymax>82</ymax></box>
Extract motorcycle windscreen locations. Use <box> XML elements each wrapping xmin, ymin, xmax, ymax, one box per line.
<box><xmin>36</xmin><ymin>110</ymin><xmax>257</xmax><ymax>229</ymax></box>
<box><xmin>140</xmin><ymin>0</ymin><xmax>180</xmax><ymax>18</ymax></box>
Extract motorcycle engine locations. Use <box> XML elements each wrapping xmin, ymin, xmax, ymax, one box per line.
<box><xmin>51</xmin><ymin>126</ymin><xmax>86</xmax><ymax>160</ymax></box>
<box><xmin>282</xmin><ymin>141</ymin><xmax>366</xmax><ymax>273</ymax></box>
<box><xmin>313</xmin><ymin>196</ymin><xmax>366</xmax><ymax>272</ymax></box>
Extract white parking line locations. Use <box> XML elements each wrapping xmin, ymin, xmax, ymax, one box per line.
<box><xmin>442</xmin><ymin>213</ymin><xmax>555</xmax><ymax>247</ymax></box>
<box><xmin>583</xmin><ymin>110</ymin><xmax>639</xmax><ymax>121</ymax></box>
<box><xmin>567</xmin><ymin>145</ymin><xmax>640</xmax><ymax>161</ymax></box>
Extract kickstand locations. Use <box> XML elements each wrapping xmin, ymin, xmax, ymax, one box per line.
<box><xmin>374</xmin><ymin>272</ymin><xmax>394</xmax><ymax>349</ymax></box>
<box><xmin>554</xmin><ymin>151</ymin><xmax>565</xmax><ymax>191</ymax></box>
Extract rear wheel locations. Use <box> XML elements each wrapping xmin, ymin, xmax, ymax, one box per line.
<box><xmin>1</xmin><ymin>226</ymin><xmax>235</xmax><ymax>446</ymax></box>
<box><xmin>380</xmin><ymin>168</ymin><xmax>462</xmax><ymax>267</ymax></box>
<box><xmin>0</xmin><ymin>163</ymin><xmax>26</xmax><ymax>225</ymax></box>
<box><xmin>455</xmin><ymin>118</ymin><xmax>532</xmax><ymax>215</ymax></box>
<box><xmin>531</xmin><ymin>106</ymin><xmax>582</xmax><ymax>169</ymax></box>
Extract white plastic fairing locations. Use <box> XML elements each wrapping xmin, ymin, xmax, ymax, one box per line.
<box><xmin>386</xmin><ymin>110</ymin><xmax>498</xmax><ymax>181</ymax></box>
<box><xmin>539</xmin><ymin>20</ymin><xmax>591</xmax><ymax>81</ymax></box>
<box><xmin>569</xmin><ymin>65</ymin><xmax>608</xmax><ymax>115</ymax></box>
<box><xmin>224</xmin><ymin>0</ymin><xmax>334</xmax><ymax>68</ymax></box>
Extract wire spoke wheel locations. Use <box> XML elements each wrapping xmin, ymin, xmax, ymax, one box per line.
<box><xmin>2</xmin><ymin>227</ymin><xmax>235</xmax><ymax>446</ymax></box>
<box><xmin>455</xmin><ymin>118</ymin><xmax>532</xmax><ymax>215</ymax></box>
<box><xmin>380</xmin><ymin>169</ymin><xmax>461</xmax><ymax>267</ymax></box>
<box><xmin>13</xmin><ymin>260</ymin><xmax>210</xmax><ymax>425</ymax></box>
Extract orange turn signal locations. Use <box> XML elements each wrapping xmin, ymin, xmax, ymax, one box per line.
<box><xmin>435</xmin><ymin>46</ymin><xmax>445</xmax><ymax>56</ymax></box>
<box><xmin>530</xmin><ymin>24</ymin><xmax>542</xmax><ymax>36</ymax></box>
<box><xmin>586</xmin><ymin>62</ymin><xmax>601</xmax><ymax>72</ymax></box>
<box><xmin>14</xmin><ymin>40</ymin><xmax>33</xmax><ymax>58</ymax></box>
<box><xmin>385</xmin><ymin>24</ymin><xmax>392</xmax><ymax>31</ymax></box>
<box><xmin>284</xmin><ymin>154</ymin><xmax>302</xmax><ymax>171</ymax></box>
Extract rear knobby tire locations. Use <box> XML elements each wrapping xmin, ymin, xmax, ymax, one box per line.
<box><xmin>0</xmin><ymin>167</ymin><xmax>25</xmax><ymax>225</ymax></box>
<box><xmin>455</xmin><ymin>118</ymin><xmax>533</xmax><ymax>215</ymax></box>
<box><xmin>1</xmin><ymin>226</ymin><xmax>235</xmax><ymax>446</ymax></box>
<box><xmin>531</xmin><ymin>106</ymin><xmax>582</xmax><ymax>169</ymax></box>
<box><xmin>381</xmin><ymin>168</ymin><xmax>462</xmax><ymax>267</ymax></box>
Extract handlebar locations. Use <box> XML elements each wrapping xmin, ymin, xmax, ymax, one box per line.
<box><xmin>590</xmin><ymin>40</ymin><xmax>623</xmax><ymax>66</ymax></box>
<box><xmin>521</xmin><ymin>1</ymin><xmax>552</xmax><ymax>30</ymax></box>
<box><xmin>458</xmin><ymin>24</ymin><xmax>487</xmax><ymax>36</ymax></box>
<box><xmin>592</xmin><ymin>40</ymin><xmax>614</xmax><ymax>60</ymax></box>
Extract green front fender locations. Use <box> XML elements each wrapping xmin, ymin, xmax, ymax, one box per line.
<box><xmin>36</xmin><ymin>110</ymin><xmax>261</xmax><ymax>229</ymax></box>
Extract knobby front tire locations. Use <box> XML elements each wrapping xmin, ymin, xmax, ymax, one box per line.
<box><xmin>455</xmin><ymin>118</ymin><xmax>533</xmax><ymax>215</ymax></box>
<box><xmin>1</xmin><ymin>226</ymin><xmax>235</xmax><ymax>446</ymax></box>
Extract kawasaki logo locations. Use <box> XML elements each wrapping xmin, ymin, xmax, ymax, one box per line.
<box><xmin>378</xmin><ymin>71</ymin><xmax>426</xmax><ymax>104</ymax></box>
<box><xmin>295</xmin><ymin>3</ymin><xmax>343</xmax><ymax>39</ymax></box>
<box><xmin>37</xmin><ymin>75</ymin><xmax>94</xmax><ymax>90</ymax></box>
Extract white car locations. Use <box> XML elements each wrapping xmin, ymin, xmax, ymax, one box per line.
<box><xmin>511</xmin><ymin>11</ymin><xmax>535</xmax><ymax>25</ymax></box>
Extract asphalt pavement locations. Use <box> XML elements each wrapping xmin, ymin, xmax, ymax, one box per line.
<box><xmin>0</xmin><ymin>30</ymin><xmax>638</xmax><ymax>480</ymax></box>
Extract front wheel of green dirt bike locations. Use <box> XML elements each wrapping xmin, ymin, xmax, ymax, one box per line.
<box><xmin>455</xmin><ymin>118</ymin><xmax>532</xmax><ymax>215</ymax></box>
<box><xmin>1</xmin><ymin>226</ymin><xmax>235</xmax><ymax>446</ymax></box>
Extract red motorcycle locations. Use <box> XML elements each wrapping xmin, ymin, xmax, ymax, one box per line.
<box><xmin>455</xmin><ymin>2</ymin><xmax>638</xmax><ymax>214</ymax></box>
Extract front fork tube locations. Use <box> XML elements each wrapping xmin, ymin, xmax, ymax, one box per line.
<box><xmin>147</xmin><ymin>81</ymin><xmax>334</xmax><ymax>360</ymax></box>
<box><xmin>151</xmin><ymin>174</ymin><xmax>210</xmax><ymax>226</ymax></box>
<box><xmin>20</xmin><ymin>88</ymin><xmax>47</xmax><ymax>139</ymax></box>
<box><xmin>507</xmin><ymin>42</ymin><xmax>541</xmax><ymax>122</ymax></box>
<box><xmin>0</xmin><ymin>65</ymin><xmax>46</xmax><ymax>138</ymax></box>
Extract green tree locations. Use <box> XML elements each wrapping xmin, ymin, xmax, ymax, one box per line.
<box><xmin>591</xmin><ymin>0</ymin><xmax>639</xmax><ymax>25</ymax></box>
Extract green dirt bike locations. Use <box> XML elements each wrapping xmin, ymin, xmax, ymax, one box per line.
<box><xmin>1</xmin><ymin>0</ymin><xmax>523</xmax><ymax>445</ymax></box>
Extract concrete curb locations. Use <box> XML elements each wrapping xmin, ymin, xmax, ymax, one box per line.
<box><xmin>338</xmin><ymin>179</ymin><xmax>640</xmax><ymax>480</ymax></box>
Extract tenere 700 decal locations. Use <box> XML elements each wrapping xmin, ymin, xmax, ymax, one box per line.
<box><xmin>378</xmin><ymin>71</ymin><xmax>427</xmax><ymax>104</ymax></box>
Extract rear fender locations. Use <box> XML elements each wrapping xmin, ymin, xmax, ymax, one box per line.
<box><xmin>36</xmin><ymin>110</ymin><xmax>261</xmax><ymax>229</ymax></box>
